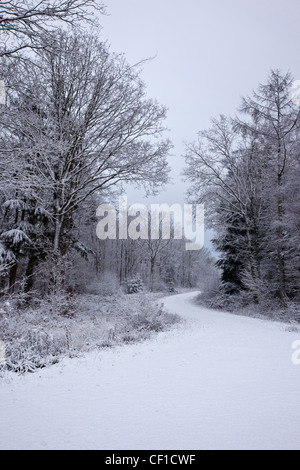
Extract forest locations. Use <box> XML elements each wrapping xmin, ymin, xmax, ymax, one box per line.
<box><xmin>0</xmin><ymin>1</ymin><xmax>299</xmax><ymax>374</ymax></box>
<box><xmin>0</xmin><ymin>0</ymin><xmax>217</xmax><ymax>373</ymax></box>
<box><xmin>1</xmin><ymin>0</ymin><xmax>300</xmax><ymax>452</ymax></box>
<box><xmin>184</xmin><ymin>70</ymin><xmax>300</xmax><ymax>311</ymax></box>
<box><xmin>0</xmin><ymin>1</ymin><xmax>216</xmax><ymax>299</ymax></box>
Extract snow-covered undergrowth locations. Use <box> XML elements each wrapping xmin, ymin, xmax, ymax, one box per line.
<box><xmin>196</xmin><ymin>290</ymin><xmax>300</xmax><ymax>328</ymax></box>
<box><xmin>0</xmin><ymin>293</ymin><xmax>181</xmax><ymax>374</ymax></box>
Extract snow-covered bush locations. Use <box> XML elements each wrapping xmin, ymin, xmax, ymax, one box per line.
<box><xmin>5</xmin><ymin>329</ymin><xmax>63</xmax><ymax>373</ymax></box>
<box><xmin>196</xmin><ymin>287</ymin><xmax>300</xmax><ymax>325</ymax></box>
<box><xmin>48</xmin><ymin>292</ymin><xmax>75</xmax><ymax>317</ymax></box>
<box><xmin>167</xmin><ymin>281</ymin><xmax>176</xmax><ymax>293</ymax></box>
<box><xmin>125</xmin><ymin>275</ymin><xmax>144</xmax><ymax>294</ymax></box>
<box><xmin>0</xmin><ymin>291</ymin><xmax>181</xmax><ymax>375</ymax></box>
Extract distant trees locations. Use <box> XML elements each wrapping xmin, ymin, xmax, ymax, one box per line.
<box><xmin>184</xmin><ymin>70</ymin><xmax>300</xmax><ymax>306</ymax></box>
<box><xmin>82</xmin><ymin>235</ymin><xmax>217</xmax><ymax>294</ymax></box>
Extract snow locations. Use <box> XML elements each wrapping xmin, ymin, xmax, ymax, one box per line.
<box><xmin>1</xmin><ymin>229</ymin><xmax>31</xmax><ymax>246</ymax></box>
<box><xmin>0</xmin><ymin>291</ymin><xmax>300</xmax><ymax>450</ymax></box>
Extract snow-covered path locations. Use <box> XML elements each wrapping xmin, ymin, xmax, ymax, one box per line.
<box><xmin>1</xmin><ymin>291</ymin><xmax>300</xmax><ymax>450</ymax></box>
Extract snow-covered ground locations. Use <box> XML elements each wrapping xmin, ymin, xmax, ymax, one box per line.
<box><xmin>0</xmin><ymin>291</ymin><xmax>300</xmax><ymax>450</ymax></box>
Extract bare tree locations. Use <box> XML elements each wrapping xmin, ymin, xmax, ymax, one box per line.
<box><xmin>0</xmin><ymin>0</ymin><xmax>105</xmax><ymax>57</ymax></box>
<box><xmin>0</xmin><ymin>30</ymin><xmax>171</xmax><ymax>291</ymax></box>
<box><xmin>184</xmin><ymin>115</ymin><xmax>264</xmax><ymax>302</ymax></box>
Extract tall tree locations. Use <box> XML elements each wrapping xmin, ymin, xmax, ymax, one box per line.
<box><xmin>0</xmin><ymin>30</ymin><xmax>172</xmax><ymax>291</ymax></box>
<box><xmin>184</xmin><ymin>70</ymin><xmax>300</xmax><ymax>306</ymax></box>
<box><xmin>237</xmin><ymin>70</ymin><xmax>300</xmax><ymax>302</ymax></box>
<box><xmin>184</xmin><ymin>115</ymin><xmax>264</xmax><ymax>303</ymax></box>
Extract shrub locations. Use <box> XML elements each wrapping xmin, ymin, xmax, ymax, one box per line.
<box><xmin>0</xmin><ymin>291</ymin><xmax>181</xmax><ymax>375</ymax></box>
<box><xmin>125</xmin><ymin>275</ymin><xmax>144</xmax><ymax>294</ymax></box>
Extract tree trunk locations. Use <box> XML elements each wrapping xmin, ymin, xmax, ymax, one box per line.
<box><xmin>277</xmin><ymin>172</ymin><xmax>286</xmax><ymax>303</ymax></box>
<box><xmin>150</xmin><ymin>257</ymin><xmax>155</xmax><ymax>292</ymax></box>
<box><xmin>245</xmin><ymin>223</ymin><xmax>259</xmax><ymax>305</ymax></box>
<box><xmin>9</xmin><ymin>263</ymin><xmax>17</xmax><ymax>293</ymax></box>
<box><xmin>119</xmin><ymin>241</ymin><xmax>123</xmax><ymax>285</ymax></box>
<box><xmin>54</xmin><ymin>217</ymin><xmax>62</xmax><ymax>252</ymax></box>
<box><xmin>24</xmin><ymin>255</ymin><xmax>37</xmax><ymax>293</ymax></box>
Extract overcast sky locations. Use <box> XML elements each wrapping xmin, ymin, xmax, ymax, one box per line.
<box><xmin>99</xmin><ymin>0</ymin><xmax>300</xmax><ymax>246</ymax></box>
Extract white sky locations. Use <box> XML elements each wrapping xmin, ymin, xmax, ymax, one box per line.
<box><xmin>99</xmin><ymin>0</ymin><xmax>300</xmax><ymax>247</ymax></box>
